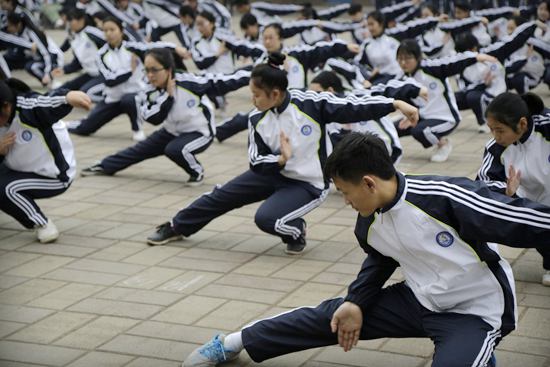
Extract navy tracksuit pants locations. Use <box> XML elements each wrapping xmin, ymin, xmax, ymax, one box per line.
<box><xmin>171</xmin><ymin>169</ymin><xmax>327</xmax><ymax>245</ymax></box>
<box><xmin>70</xmin><ymin>94</ymin><xmax>139</xmax><ymax>135</ymax></box>
<box><xmin>60</xmin><ymin>73</ymin><xmax>105</xmax><ymax>103</ymax></box>
<box><xmin>0</xmin><ymin>165</ymin><xmax>70</xmax><ymax>228</ymax></box>
<box><xmin>100</xmin><ymin>128</ymin><xmax>213</xmax><ymax>179</ymax></box>
<box><xmin>215</xmin><ymin>112</ymin><xmax>249</xmax><ymax>142</ymax></box>
<box><xmin>396</xmin><ymin>118</ymin><xmax>458</xmax><ymax>148</ymax></box>
<box><xmin>242</xmin><ymin>282</ymin><xmax>505</xmax><ymax>367</ymax></box>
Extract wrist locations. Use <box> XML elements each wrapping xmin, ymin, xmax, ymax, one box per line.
<box><xmin>278</xmin><ymin>155</ymin><xmax>287</xmax><ymax>166</ymax></box>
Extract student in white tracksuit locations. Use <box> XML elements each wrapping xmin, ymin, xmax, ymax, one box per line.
<box><xmin>146</xmin><ymin>53</ymin><xmax>419</xmax><ymax>254</ymax></box>
<box><xmin>0</xmin><ymin>79</ymin><xmax>91</xmax><ymax>243</ymax></box>
<box><xmin>80</xmin><ymin>49</ymin><xmax>251</xmax><ymax>185</ymax></box>
<box><xmin>394</xmin><ymin>39</ymin><xmax>497</xmax><ymax>163</ymax></box>
<box><xmin>476</xmin><ymin>92</ymin><xmax>550</xmax><ymax>286</ymax></box>
<box><xmin>183</xmin><ymin>132</ymin><xmax>550</xmax><ymax>367</ymax></box>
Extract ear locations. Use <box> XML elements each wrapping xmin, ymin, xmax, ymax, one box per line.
<box><xmin>361</xmin><ymin>175</ymin><xmax>376</xmax><ymax>191</ymax></box>
<box><xmin>518</xmin><ymin>116</ymin><xmax>529</xmax><ymax>132</ymax></box>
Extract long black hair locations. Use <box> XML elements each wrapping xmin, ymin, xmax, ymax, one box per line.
<box><xmin>485</xmin><ymin>92</ymin><xmax>544</xmax><ymax>132</ymax></box>
<box><xmin>251</xmin><ymin>52</ymin><xmax>288</xmax><ymax>93</ymax></box>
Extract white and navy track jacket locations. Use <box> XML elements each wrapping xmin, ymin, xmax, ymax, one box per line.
<box><xmin>97</xmin><ymin>41</ymin><xmax>169</xmax><ymax>103</ymax></box>
<box><xmin>440</xmin><ymin>16</ymin><xmax>492</xmax><ymax>47</ymax></box>
<box><xmin>458</xmin><ymin>22</ymin><xmax>536</xmax><ymax>97</ymax></box>
<box><xmin>347</xmin><ymin>172</ymin><xmax>550</xmax><ymax>333</ymax></box>
<box><xmin>222</xmin><ymin>38</ymin><xmax>350</xmax><ymax>88</ymax></box>
<box><xmin>141</xmin><ymin>0</ymin><xmax>180</xmax><ymax>28</ymax></box>
<box><xmin>2</xmin><ymin>89</ymin><xmax>76</xmax><ymax>182</ymax></box>
<box><xmin>60</xmin><ymin>26</ymin><xmax>105</xmax><ymax>76</ymax></box>
<box><xmin>139</xmin><ymin>69</ymin><xmax>251</xmax><ymax>137</ymax></box>
<box><xmin>477</xmin><ymin>112</ymin><xmax>550</xmax><ymax>205</ymax></box>
<box><xmin>505</xmin><ymin>44</ymin><xmax>545</xmax><ymax>82</ymax></box>
<box><xmin>354</xmin><ymin>19</ymin><xmax>439</xmax><ymax>79</ymax></box>
<box><xmin>0</xmin><ymin>27</ymin><xmax>55</xmax><ymax>75</ymax></box>
<box><xmin>403</xmin><ymin>51</ymin><xmax>480</xmax><ymax>123</ymax></box>
<box><xmin>198</xmin><ymin>0</ymin><xmax>232</xmax><ymax>30</ymax></box>
<box><xmin>326</xmin><ymin>79</ymin><xmax>423</xmax><ymax>163</ymax></box>
<box><xmin>191</xmin><ymin>30</ymin><xmax>234</xmax><ymax>74</ymax></box>
<box><xmin>248</xmin><ymin>90</ymin><xmax>396</xmax><ymax>189</ymax></box>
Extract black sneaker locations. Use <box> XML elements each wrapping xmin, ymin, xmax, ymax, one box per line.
<box><xmin>147</xmin><ymin>222</ymin><xmax>183</xmax><ymax>246</ymax></box>
<box><xmin>185</xmin><ymin>174</ymin><xmax>204</xmax><ymax>187</ymax></box>
<box><xmin>81</xmin><ymin>163</ymin><xmax>110</xmax><ymax>177</ymax></box>
<box><xmin>285</xmin><ymin>222</ymin><xmax>307</xmax><ymax>255</ymax></box>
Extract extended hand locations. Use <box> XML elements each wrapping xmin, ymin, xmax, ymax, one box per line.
<box><xmin>330</xmin><ymin>301</ymin><xmax>363</xmax><ymax>352</ymax></box>
<box><xmin>66</xmin><ymin>91</ymin><xmax>92</xmax><ymax>110</ymax></box>
<box><xmin>278</xmin><ymin>130</ymin><xmax>292</xmax><ymax>166</ymax></box>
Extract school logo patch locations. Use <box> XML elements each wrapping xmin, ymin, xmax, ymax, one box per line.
<box><xmin>531</xmin><ymin>55</ymin><xmax>539</xmax><ymax>62</ymax></box>
<box><xmin>436</xmin><ymin>231</ymin><xmax>454</xmax><ymax>247</ymax></box>
<box><xmin>85</xmin><ymin>41</ymin><xmax>91</xmax><ymax>49</ymax></box>
<box><xmin>301</xmin><ymin>124</ymin><xmax>313</xmax><ymax>136</ymax></box>
<box><xmin>429</xmin><ymin>82</ymin><xmax>437</xmax><ymax>90</ymax></box>
<box><xmin>187</xmin><ymin>99</ymin><xmax>196</xmax><ymax>108</ymax></box>
<box><xmin>490</xmin><ymin>64</ymin><xmax>497</xmax><ymax>71</ymax></box>
<box><xmin>292</xmin><ymin>65</ymin><xmax>300</xmax><ymax>73</ymax></box>
<box><xmin>21</xmin><ymin>130</ymin><xmax>32</xmax><ymax>142</ymax></box>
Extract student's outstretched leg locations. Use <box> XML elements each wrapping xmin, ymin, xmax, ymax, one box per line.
<box><xmin>254</xmin><ymin>179</ymin><xmax>328</xmax><ymax>253</ymax></box>
<box><xmin>119</xmin><ymin>93</ymin><xmax>140</xmax><ymax>132</ymax></box>
<box><xmin>69</xmin><ymin>101</ymin><xmax>123</xmax><ymax>135</ymax></box>
<box><xmin>184</xmin><ymin>282</ymin><xmax>504</xmax><ymax>367</ymax></box>
<box><xmin>84</xmin><ymin>128</ymin><xmax>175</xmax><ymax>175</ymax></box>
<box><xmin>147</xmin><ymin>170</ymin><xmax>277</xmax><ymax>245</ymax></box>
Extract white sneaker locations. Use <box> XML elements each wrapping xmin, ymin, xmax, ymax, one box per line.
<box><xmin>430</xmin><ymin>139</ymin><xmax>453</xmax><ymax>163</ymax></box>
<box><xmin>542</xmin><ymin>271</ymin><xmax>550</xmax><ymax>287</ymax></box>
<box><xmin>65</xmin><ymin>120</ymin><xmax>82</xmax><ymax>129</ymax></box>
<box><xmin>36</xmin><ymin>219</ymin><xmax>59</xmax><ymax>243</ymax></box>
<box><xmin>478</xmin><ymin>123</ymin><xmax>490</xmax><ymax>133</ymax></box>
<box><xmin>132</xmin><ymin>130</ymin><xmax>146</xmax><ymax>142</ymax></box>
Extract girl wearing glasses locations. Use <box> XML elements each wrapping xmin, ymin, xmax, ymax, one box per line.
<box><xmin>80</xmin><ymin>48</ymin><xmax>250</xmax><ymax>186</ymax></box>
<box><xmin>67</xmin><ymin>16</ymin><xmax>184</xmax><ymax>142</ymax></box>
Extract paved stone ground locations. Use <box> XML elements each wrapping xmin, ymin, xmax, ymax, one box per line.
<box><xmin>1</xmin><ymin>25</ymin><xmax>549</xmax><ymax>366</ymax></box>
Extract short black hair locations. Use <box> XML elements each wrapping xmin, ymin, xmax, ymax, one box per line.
<box><xmin>311</xmin><ymin>71</ymin><xmax>344</xmax><ymax>93</ymax></box>
<box><xmin>240</xmin><ymin>12</ymin><xmax>257</xmax><ymax>29</ymax></box>
<box><xmin>66</xmin><ymin>8</ymin><xmax>87</xmax><ymax>21</ymax></box>
<box><xmin>324</xmin><ymin>132</ymin><xmax>396</xmax><ymax>183</ymax></box>
<box><xmin>397</xmin><ymin>39</ymin><xmax>422</xmax><ymax>61</ymax></box>
<box><xmin>454</xmin><ymin>1</ymin><xmax>472</xmax><ymax>12</ymax></box>
<box><xmin>348</xmin><ymin>3</ymin><xmax>362</xmax><ymax>16</ymax></box>
<box><xmin>197</xmin><ymin>10</ymin><xmax>216</xmax><ymax>25</ymax></box>
<box><xmin>179</xmin><ymin>5</ymin><xmax>195</xmax><ymax>18</ymax></box>
<box><xmin>454</xmin><ymin>32</ymin><xmax>479</xmax><ymax>52</ymax></box>
<box><xmin>367</xmin><ymin>10</ymin><xmax>385</xmax><ymax>29</ymax></box>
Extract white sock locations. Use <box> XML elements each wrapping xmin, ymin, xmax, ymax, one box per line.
<box><xmin>223</xmin><ymin>331</ymin><xmax>243</xmax><ymax>352</ymax></box>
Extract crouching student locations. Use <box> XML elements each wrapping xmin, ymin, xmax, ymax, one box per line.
<box><xmin>80</xmin><ymin>48</ymin><xmax>251</xmax><ymax>186</ymax></box>
<box><xmin>0</xmin><ymin>79</ymin><xmax>91</xmax><ymax>243</ymax></box>
<box><xmin>146</xmin><ymin>53</ymin><xmax>419</xmax><ymax>254</ymax></box>
<box><xmin>183</xmin><ymin>132</ymin><xmax>550</xmax><ymax>367</ymax></box>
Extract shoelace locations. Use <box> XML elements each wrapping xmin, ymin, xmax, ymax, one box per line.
<box><xmin>199</xmin><ymin>335</ymin><xmax>227</xmax><ymax>362</ymax></box>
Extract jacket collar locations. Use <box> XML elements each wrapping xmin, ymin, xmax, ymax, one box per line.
<box><xmin>379</xmin><ymin>172</ymin><xmax>406</xmax><ymax>213</ymax></box>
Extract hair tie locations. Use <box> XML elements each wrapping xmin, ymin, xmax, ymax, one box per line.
<box><xmin>268</xmin><ymin>62</ymin><xmax>284</xmax><ymax>70</ymax></box>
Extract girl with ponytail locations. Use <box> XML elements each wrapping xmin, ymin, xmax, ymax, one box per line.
<box><xmin>476</xmin><ymin>92</ymin><xmax>550</xmax><ymax>286</ymax></box>
<box><xmin>147</xmin><ymin>52</ymin><xmax>419</xmax><ymax>255</ymax></box>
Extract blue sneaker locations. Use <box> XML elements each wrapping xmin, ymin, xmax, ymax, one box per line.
<box><xmin>182</xmin><ymin>334</ymin><xmax>240</xmax><ymax>366</ymax></box>
<box><xmin>487</xmin><ymin>352</ymin><xmax>497</xmax><ymax>367</ymax></box>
